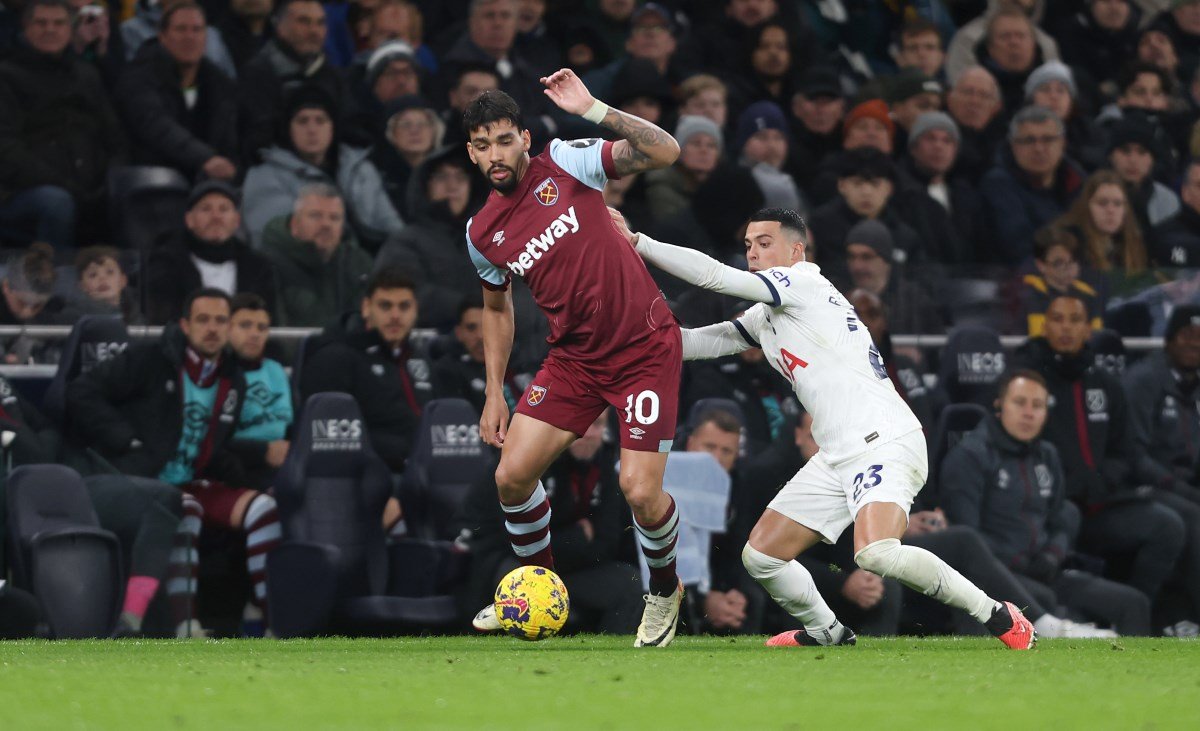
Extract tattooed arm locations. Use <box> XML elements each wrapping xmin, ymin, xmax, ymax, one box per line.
<box><xmin>540</xmin><ymin>68</ymin><xmax>680</xmax><ymax>175</ymax></box>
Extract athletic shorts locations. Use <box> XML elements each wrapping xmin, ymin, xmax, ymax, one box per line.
<box><xmin>767</xmin><ymin>429</ymin><xmax>929</xmax><ymax>544</ymax></box>
<box><xmin>183</xmin><ymin>480</ymin><xmax>255</xmax><ymax>527</ymax></box>
<box><xmin>515</xmin><ymin>327</ymin><xmax>682</xmax><ymax>452</ymax></box>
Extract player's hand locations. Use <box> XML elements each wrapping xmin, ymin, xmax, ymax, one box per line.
<box><xmin>202</xmin><ymin>156</ymin><xmax>238</xmax><ymax>180</ymax></box>
<box><xmin>841</xmin><ymin>569</ymin><xmax>884</xmax><ymax>610</ymax></box>
<box><xmin>265</xmin><ymin>440</ymin><xmax>290</xmax><ymax>468</ymax></box>
<box><xmin>904</xmin><ymin>510</ymin><xmax>947</xmax><ymax>538</ymax></box>
<box><xmin>704</xmin><ymin>590</ymin><xmax>746</xmax><ymax>629</ymax></box>
<box><xmin>540</xmin><ymin>68</ymin><xmax>597</xmax><ymax>117</ymax></box>
<box><xmin>607</xmin><ymin>206</ymin><xmax>637</xmax><ymax>248</ymax></box>
<box><xmin>480</xmin><ymin>395</ymin><xmax>510</xmax><ymax>448</ymax></box>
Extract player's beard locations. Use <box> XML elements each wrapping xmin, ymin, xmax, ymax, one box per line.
<box><xmin>487</xmin><ymin>164</ymin><xmax>519</xmax><ymax>194</ymax></box>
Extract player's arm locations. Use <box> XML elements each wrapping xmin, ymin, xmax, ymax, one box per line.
<box><xmin>680</xmin><ymin>322</ymin><xmax>753</xmax><ymax>362</ymax></box>
<box><xmin>541</xmin><ymin>68</ymin><xmax>679</xmax><ymax>175</ymax></box>
<box><xmin>480</xmin><ymin>286</ymin><xmax>515</xmax><ymax>447</ymax></box>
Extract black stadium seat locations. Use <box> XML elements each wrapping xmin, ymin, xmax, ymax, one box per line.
<box><xmin>43</xmin><ymin>315</ymin><xmax>131</xmax><ymax>425</ymax></box>
<box><xmin>924</xmin><ymin>403</ymin><xmax>989</xmax><ymax>507</ymax></box>
<box><xmin>937</xmin><ymin>325</ymin><xmax>1006</xmax><ymax>407</ymax></box>
<box><xmin>1090</xmin><ymin>328</ymin><xmax>1127</xmax><ymax>376</ymax></box>
<box><xmin>106</xmin><ymin>165</ymin><xmax>190</xmax><ymax>259</ymax></box>
<box><xmin>267</xmin><ymin>393</ymin><xmax>462</xmax><ymax>637</ymax></box>
<box><xmin>5</xmin><ymin>465</ymin><xmax>123</xmax><ymax>638</ymax></box>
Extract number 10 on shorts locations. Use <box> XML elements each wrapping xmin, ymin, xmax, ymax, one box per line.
<box><xmin>624</xmin><ymin>390</ymin><xmax>660</xmax><ymax>425</ymax></box>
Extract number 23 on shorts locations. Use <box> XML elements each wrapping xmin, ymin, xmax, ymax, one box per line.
<box><xmin>852</xmin><ymin>465</ymin><xmax>884</xmax><ymax>503</ymax></box>
<box><xmin>624</xmin><ymin>390</ymin><xmax>660</xmax><ymax>425</ymax></box>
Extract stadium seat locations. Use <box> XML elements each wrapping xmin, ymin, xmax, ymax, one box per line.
<box><xmin>106</xmin><ymin>166</ymin><xmax>190</xmax><ymax>256</ymax></box>
<box><xmin>925</xmin><ymin>403</ymin><xmax>989</xmax><ymax>506</ymax></box>
<box><xmin>42</xmin><ymin>315</ymin><xmax>131</xmax><ymax>424</ymax></box>
<box><xmin>1090</xmin><ymin>328</ymin><xmax>1127</xmax><ymax>376</ymax></box>
<box><xmin>267</xmin><ymin>393</ymin><xmax>461</xmax><ymax>637</ymax></box>
<box><xmin>5</xmin><ymin>465</ymin><xmax>123</xmax><ymax>638</ymax></box>
<box><xmin>937</xmin><ymin>278</ymin><xmax>1005</xmax><ymax>330</ymax></box>
<box><xmin>937</xmin><ymin>325</ymin><xmax>1006</xmax><ymax>407</ymax></box>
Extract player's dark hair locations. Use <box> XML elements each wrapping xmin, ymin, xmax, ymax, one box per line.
<box><xmin>694</xmin><ymin>408</ymin><xmax>743</xmax><ymax>435</ymax></box>
<box><xmin>463</xmin><ymin>89</ymin><xmax>524</xmax><ymax>137</ymax></box>
<box><xmin>366</xmin><ymin>266</ymin><xmax>416</xmax><ymax>297</ymax></box>
<box><xmin>749</xmin><ymin>208</ymin><xmax>808</xmax><ymax>244</ymax></box>
<box><xmin>230</xmin><ymin>292</ymin><xmax>269</xmax><ymax>317</ymax></box>
<box><xmin>995</xmin><ymin>368</ymin><xmax>1047</xmax><ymax>401</ymax></box>
<box><xmin>457</xmin><ymin>292</ymin><xmax>484</xmax><ymax>322</ymax></box>
<box><xmin>183</xmin><ymin>287</ymin><xmax>232</xmax><ymax>318</ymax></box>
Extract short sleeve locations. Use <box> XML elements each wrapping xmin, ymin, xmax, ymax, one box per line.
<box><xmin>756</xmin><ymin>266</ymin><xmax>813</xmax><ymax>308</ymax></box>
<box><xmin>548</xmin><ymin>138</ymin><xmax>617</xmax><ymax>190</ymax></box>
<box><xmin>734</xmin><ymin>304</ymin><xmax>769</xmax><ymax>348</ymax></box>
<box><xmin>466</xmin><ymin>219</ymin><xmax>509</xmax><ymax>290</ymax></box>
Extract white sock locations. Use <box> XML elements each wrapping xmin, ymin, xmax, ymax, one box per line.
<box><xmin>742</xmin><ymin>544</ymin><xmax>844</xmax><ymax>643</ymax></box>
<box><xmin>855</xmin><ymin>538</ymin><xmax>996</xmax><ymax>623</ymax></box>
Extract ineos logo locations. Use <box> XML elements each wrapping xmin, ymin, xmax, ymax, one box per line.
<box><xmin>431</xmin><ymin>423</ymin><xmax>483</xmax><ymax>457</ymax></box>
<box><xmin>957</xmin><ymin>352</ymin><xmax>1005</xmax><ymax>384</ymax></box>
<box><xmin>81</xmin><ymin>341</ymin><xmax>127</xmax><ymax>371</ymax></box>
<box><xmin>312</xmin><ymin>418</ymin><xmax>364</xmax><ymax>451</ymax></box>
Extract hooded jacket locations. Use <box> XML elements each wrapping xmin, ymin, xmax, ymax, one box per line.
<box><xmin>1122</xmin><ymin>349</ymin><xmax>1200</xmax><ymax>492</ymax></box>
<box><xmin>259</xmin><ymin>213</ymin><xmax>373</xmax><ymax>327</ymax></box>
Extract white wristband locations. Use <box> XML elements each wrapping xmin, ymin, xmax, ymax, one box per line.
<box><xmin>582</xmin><ymin>99</ymin><xmax>609</xmax><ymax>124</ymax></box>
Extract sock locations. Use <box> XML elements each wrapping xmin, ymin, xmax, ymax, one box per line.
<box><xmin>634</xmin><ymin>495</ymin><xmax>680</xmax><ymax>596</ymax></box>
<box><xmin>742</xmin><ymin>544</ymin><xmax>844</xmax><ymax>643</ymax></box>
<box><xmin>502</xmin><ymin>482</ymin><xmax>555</xmax><ymax>569</ymax></box>
<box><xmin>243</xmin><ymin>493</ymin><xmax>283</xmax><ymax>609</ymax></box>
<box><xmin>167</xmin><ymin>494</ymin><xmax>202</xmax><ymax>629</ymax></box>
<box><xmin>121</xmin><ymin>576</ymin><xmax>159</xmax><ymax>627</ymax></box>
<box><xmin>855</xmin><ymin>538</ymin><xmax>995</xmax><ymax>623</ymax></box>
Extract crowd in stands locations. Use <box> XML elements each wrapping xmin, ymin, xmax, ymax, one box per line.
<box><xmin>3</xmin><ymin>0</ymin><xmax>1200</xmax><ymax>639</ymax></box>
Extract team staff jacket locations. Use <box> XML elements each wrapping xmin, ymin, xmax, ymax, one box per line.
<box><xmin>1014</xmin><ymin>338</ymin><xmax>1142</xmax><ymax>507</ymax></box>
<box><xmin>1122</xmin><ymin>350</ymin><xmax>1200</xmax><ymax>491</ymax></box>
<box><xmin>940</xmin><ymin>416</ymin><xmax>1074</xmax><ymax>569</ymax></box>
<box><xmin>66</xmin><ymin>327</ymin><xmax>247</xmax><ymax>482</ymax></box>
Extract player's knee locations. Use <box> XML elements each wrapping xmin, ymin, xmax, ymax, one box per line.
<box><xmin>620</xmin><ymin>481</ymin><xmax>659</xmax><ymax>513</ymax></box>
<box><xmin>493</xmin><ymin>463</ymin><xmax>535</xmax><ymax>504</ymax></box>
<box><xmin>741</xmin><ymin>543</ymin><xmax>785</xmax><ymax>580</ymax></box>
<box><xmin>854</xmin><ymin>537</ymin><xmax>902</xmax><ymax>577</ymax></box>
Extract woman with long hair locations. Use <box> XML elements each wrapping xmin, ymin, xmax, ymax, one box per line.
<box><xmin>1046</xmin><ymin>170</ymin><xmax>1148</xmax><ymax>274</ymax></box>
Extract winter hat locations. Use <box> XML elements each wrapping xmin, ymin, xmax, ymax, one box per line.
<box><xmin>187</xmin><ymin>179</ymin><xmax>240</xmax><ymax>210</ymax></box>
<box><xmin>843</xmin><ymin>99</ymin><xmax>896</xmax><ymax>139</ymax></box>
<box><xmin>1166</xmin><ymin>305</ymin><xmax>1200</xmax><ymax>343</ymax></box>
<box><xmin>1024</xmin><ymin>60</ymin><xmax>1077</xmax><ymax>100</ymax></box>
<box><xmin>279</xmin><ymin>85</ymin><xmax>339</xmax><ymax>147</ymax></box>
<box><xmin>908</xmin><ymin>111</ymin><xmax>961</xmax><ymax>149</ymax></box>
<box><xmin>1107</xmin><ymin>116</ymin><xmax>1157</xmax><ymax>155</ymax></box>
<box><xmin>675</xmin><ymin>115</ymin><xmax>724</xmax><ymax>150</ymax></box>
<box><xmin>845</xmin><ymin>220</ymin><xmax>895</xmax><ymax>261</ymax></box>
<box><xmin>887</xmin><ymin>68</ymin><xmax>943</xmax><ymax>104</ymax></box>
<box><xmin>366</xmin><ymin>41</ymin><xmax>417</xmax><ymax>89</ymax></box>
<box><xmin>735</xmin><ymin>101</ymin><xmax>789</xmax><ymax>152</ymax></box>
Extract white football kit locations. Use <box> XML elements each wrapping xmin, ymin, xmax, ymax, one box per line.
<box><xmin>636</xmin><ymin>234</ymin><xmax>927</xmax><ymax>542</ymax></box>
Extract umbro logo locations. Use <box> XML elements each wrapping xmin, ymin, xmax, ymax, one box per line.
<box><xmin>493</xmin><ymin>230</ymin><xmax>505</xmax><ymax>246</ymax></box>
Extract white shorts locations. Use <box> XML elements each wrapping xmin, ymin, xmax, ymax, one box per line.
<box><xmin>766</xmin><ymin>430</ymin><xmax>928</xmax><ymax>544</ymax></box>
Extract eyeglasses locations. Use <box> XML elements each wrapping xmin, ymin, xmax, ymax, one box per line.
<box><xmin>1013</xmin><ymin>134</ymin><xmax>1063</xmax><ymax>147</ymax></box>
<box><xmin>1043</xmin><ymin>258</ymin><xmax>1078</xmax><ymax>270</ymax></box>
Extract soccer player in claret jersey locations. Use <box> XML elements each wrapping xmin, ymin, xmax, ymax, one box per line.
<box><xmin>612</xmin><ymin>207</ymin><xmax>1038</xmax><ymax>650</ymax></box>
<box><xmin>463</xmin><ymin>70</ymin><xmax>687</xmax><ymax>647</ymax></box>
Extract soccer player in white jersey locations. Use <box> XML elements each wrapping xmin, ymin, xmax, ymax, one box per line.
<box><xmin>611</xmin><ymin>207</ymin><xmax>1037</xmax><ymax>649</ymax></box>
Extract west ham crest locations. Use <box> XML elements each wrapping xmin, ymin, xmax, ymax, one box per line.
<box><xmin>527</xmin><ymin>385</ymin><xmax>547</xmax><ymax>406</ymax></box>
<box><xmin>533</xmin><ymin>177</ymin><xmax>559</xmax><ymax>206</ymax></box>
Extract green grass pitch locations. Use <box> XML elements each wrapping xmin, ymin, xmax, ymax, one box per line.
<box><xmin>1</xmin><ymin>636</ymin><xmax>1198</xmax><ymax>730</ymax></box>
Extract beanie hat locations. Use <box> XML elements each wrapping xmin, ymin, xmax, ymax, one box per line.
<box><xmin>187</xmin><ymin>179</ymin><xmax>240</xmax><ymax>210</ymax></box>
<box><xmin>675</xmin><ymin>114</ymin><xmax>724</xmax><ymax>150</ymax></box>
<box><xmin>735</xmin><ymin>101</ymin><xmax>789</xmax><ymax>152</ymax></box>
<box><xmin>843</xmin><ymin>99</ymin><xmax>896</xmax><ymax>140</ymax></box>
<box><xmin>366</xmin><ymin>40</ymin><xmax>417</xmax><ymax>89</ymax></box>
<box><xmin>845</xmin><ymin>220</ymin><xmax>895</xmax><ymax>261</ymax></box>
<box><xmin>887</xmin><ymin>68</ymin><xmax>943</xmax><ymax>104</ymax></box>
<box><xmin>1107</xmin><ymin>116</ymin><xmax>1157</xmax><ymax>155</ymax></box>
<box><xmin>908</xmin><ymin>111</ymin><xmax>961</xmax><ymax>149</ymax></box>
<box><xmin>1024</xmin><ymin>60</ymin><xmax>1077</xmax><ymax>100</ymax></box>
<box><xmin>1166</xmin><ymin>305</ymin><xmax>1200</xmax><ymax>344</ymax></box>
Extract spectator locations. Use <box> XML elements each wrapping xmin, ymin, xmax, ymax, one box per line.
<box><xmin>0</xmin><ymin>0</ymin><xmax>127</xmax><ymax>250</ymax></box>
<box><xmin>0</xmin><ymin>243</ymin><xmax>71</xmax><ymax>364</ymax></box>
<box><xmin>735</xmin><ymin>101</ymin><xmax>806</xmax><ymax>213</ymax></box>
<box><xmin>787</xmin><ymin>67</ymin><xmax>844</xmax><ymax>190</ymax></box>
<box><xmin>896</xmin><ymin>111</ymin><xmax>989</xmax><ymax>264</ymax></box>
<box><xmin>945</xmin><ymin>65</ymin><xmax>1005</xmax><ymax>183</ymax></box>
<box><xmin>843</xmin><ymin>220</ymin><xmax>945</xmax><ymax>335</ymax></box>
<box><xmin>1025</xmin><ymin>61</ymin><xmax>1105</xmax><ymax>172</ymax></box>
<box><xmin>357</xmin><ymin>0</ymin><xmax>437</xmax><ymax>72</ymax></box>
<box><xmin>122</xmin><ymin>0</ymin><xmax>236</xmax><ymax>78</ymax></box>
<box><xmin>460</xmin><ymin>410</ymin><xmax>643</xmax><ymax>634</ymax></box>
<box><xmin>433</xmin><ymin>295</ymin><xmax>522</xmax><ymax>415</ymax></box>
<box><xmin>146</xmin><ymin>180</ymin><xmax>277</xmax><ymax>324</ymax></box>
<box><xmin>350</xmin><ymin>40</ymin><xmax>425</xmax><ymax>145</ymax></box>
<box><xmin>68</xmin><ymin>0</ymin><xmax>123</xmax><ymax>87</ymax></box>
<box><xmin>1014</xmin><ymin>293</ymin><xmax>1186</xmax><ymax>609</ymax></box>
<box><xmin>238</xmin><ymin>0</ymin><xmax>358</xmax><ymax>162</ymax></box>
<box><xmin>945</xmin><ymin>0</ymin><xmax>1060</xmax><ymax>87</ymax></box>
<box><xmin>227</xmin><ymin>292</ymin><xmax>293</xmax><ymax>490</ymax></box>
<box><xmin>217</xmin><ymin>0</ymin><xmax>274</xmax><ymax>73</ymax></box>
<box><xmin>1107</xmin><ymin>116</ymin><xmax>1182</xmax><ymax>230</ymax></box>
<box><xmin>646</xmin><ymin>115</ymin><xmax>724</xmax><ymax>220</ymax></box>
<box><xmin>678</xmin><ymin>73</ymin><xmax>729</xmax><ymax>131</ymax></box>
<box><xmin>886</xmin><ymin>68</ymin><xmax>943</xmax><ymax>148</ymax></box>
<box><xmin>115</xmin><ymin>2</ymin><xmax>240</xmax><ymax>181</ymax></box>
<box><xmin>67</xmin><ymin>288</ymin><xmax>283</xmax><ymax>616</ymax></box>
<box><xmin>513</xmin><ymin>0</ymin><xmax>559</xmax><ymax>76</ymax></box>
<box><xmin>808</xmin><ymin>147</ymin><xmax>923</xmax><ymax>283</ymax></box>
<box><xmin>940</xmin><ymin>369</ymin><xmax>1151</xmax><ymax>635</ymax></box>
<box><xmin>1138</xmin><ymin>25</ymin><xmax>1182</xmax><ymax>82</ymax></box>
<box><xmin>261</xmin><ymin>183</ymin><xmax>372</xmax><ymax>327</ymax></box>
<box><xmin>438</xmin><ymin>61</ymin><xmax>501</xmax><ymax>149</ymax></box>
<box><xmin>299</xmin><ymin>267</ymin><xmax>429</xmax><ymax>471</ymax></box>
<box><xmin>242</xmin><ymin>85</ymin><xmax>403</xmax><ymax>251</ymax></box>
<box><xmin>557</xmin><ymin>22</ymin><xmax>610</xmax><ymax>78</ymax></box>
<box><xmin>374</xmin><ymin>146</ymin><xmax>486</xmax><ymax>330</ymax></box>
<box><xmin>442</xmin><ymin>0</ymin><xmax>552</xmax><ymax>118</ymax></box>
<box><xmin>1044</xmin><ymin>169</ymin><xmax>1149</xmax><ymax>276</ymax></box>
<box><xmin>894</xmin><ymin>16</ymin><xmax>947</xmax><ymax>80</ymax></box>
<box><xmin>1153</xmin><ymin>158</ymin><xmax>1200</xmax><ymax>266</ymax></box>
<box><xmin>73</xmin><ymin>245</ymin><xmax>142</xmax><ymax>323</ymax></box>
<box><xmin>608</xmin><ymin>57</ymin><xmax>672</xmax><ymax>126</ymax></box>
<box><xmin>371</xmin><ymin>95</ymin><xmax>444</xmax><ymax>220</ymax></box>
<box><xmin>1096</xmin><ymin>63</ymin><xmax>1179</xmax><ymax>178</ymax></box>
<box><xmin>1058</xmin><ymin>0</ymin><xmax>1142</xmax><ymax>88</ymax></box>
<box><xmin>980</xmin><ymin>105</ymin><xmax>1085</xmax><ymax>265</ymax></box>
<box><xmin>1020</xmin><ymin>227</ymin><xmax>1104</xmax><ymax>337</ymax></box>
<box><xmin>1151</xmin><ymin>0</ymin><xmax>1200</xmax><ymax>85</ymax></box>
<box><xmin>728</xmin><ymin>17</ymin><xmax>795</xmax><ymax>111</ymax></box>
<box><xmin>806</xmin><ymin>99</ymin><xmax>895</xmax><ymax>204</ymax></box>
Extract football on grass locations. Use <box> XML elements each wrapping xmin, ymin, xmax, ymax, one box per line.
<box><xmin>494</xmin><ymin>566</ymin><xmax>570</xmax><ymax>640</ymax></box>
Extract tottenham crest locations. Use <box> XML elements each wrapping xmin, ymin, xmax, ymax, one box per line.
<box><xmin>533</xmin><ymin>177</ymin><xmax>559</xmax><ymax>206</ymax></box>
<box><xmin>527</xmin><ymin>385</ymin><xmax>547</xmax><ymax>406</ymax></box>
